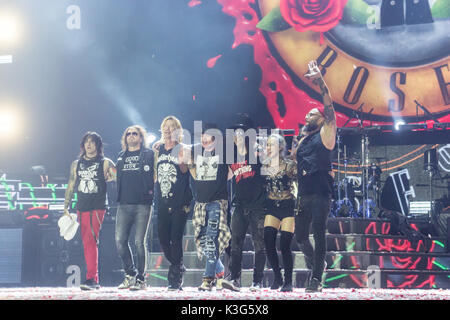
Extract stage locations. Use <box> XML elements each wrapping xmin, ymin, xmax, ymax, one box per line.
<box><xmin>0</xmin><ymin>286</ymin><xmax>449</xmax><ymax>300</ymax></box>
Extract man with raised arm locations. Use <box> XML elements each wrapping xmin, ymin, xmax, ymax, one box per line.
<box><xmin>292</xmin><ymin>60</ymin><xmax>337</xmax><ymax>292</ymax></box>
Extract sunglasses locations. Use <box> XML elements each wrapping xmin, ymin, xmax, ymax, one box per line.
<box><xmin>126</xmin><ymin>131</ymin><xmax>139</xmax><ymax>137</ymax></box>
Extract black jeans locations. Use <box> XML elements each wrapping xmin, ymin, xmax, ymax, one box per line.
<box><xmin>295</xmin><ymin>194</ymin><xmax>331</xmax><ymax>281</ymax></box>
<box><xmin>115</xmin><ymin>204</ymin><xmax>151</xmax><ymax>280</ymax></box>
<box><xmin>157</xmin><ymin>202</ymin><xmax>188</xmax><ymax>268</ymax></box>
<box><xmin>229</xmin><ymin>205</ymin><xmax>266</xmax><ymax>283</ymax></box>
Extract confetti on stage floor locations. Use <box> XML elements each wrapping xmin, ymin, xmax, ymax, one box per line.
<box><xmin>0</xmin><ymin>287</ymin><xmax>449</xmax><ymax>300</ymax></box>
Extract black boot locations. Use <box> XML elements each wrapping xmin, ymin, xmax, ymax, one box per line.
<box><xmin>270</xmin><ymin>271</ymin><xmax>283</xmax><ymax>290</ymax></box>
<box><xmin>306</xmin><ymin>277</ymin><xmax>323</xmax><ymax>293</ymax></box>
<box><xmin>280</xmin><ymin>273</ymin><xmax>293</xmax><ymax>292</ymax></box>
<box><xmin>167</xmin><ymin>264</ymin><xmax>183</xmax><ymax>291</ymax></box>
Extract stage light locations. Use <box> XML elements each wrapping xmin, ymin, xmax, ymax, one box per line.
<box><xmin>0</xmin><ymin>111</ymin><xmax>15</xmax><ymax>136</ymax></box>
<box><xmin>394</xmin><ymin>120</ymin><xmax>405</xmax><ymax>131</ymax></box>
<box><xmin>0</xmin><ymin>10</ymin><xmax>24</xmax><ymax>47</ymax></box>
<box><xmin>0</xmin><ymin>106</ymin><xmax>23</xmax><ymax>140</ymax></box>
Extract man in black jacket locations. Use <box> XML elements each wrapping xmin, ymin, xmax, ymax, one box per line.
<box><xmin>115</xmin><ymin>125</ymin><xmax>155</xmax><ymax>290</ymax></box>
<box><xmin>221</xmin><ymin>114</ymin><xmax>267</xmax><ymax>292</ymax></box>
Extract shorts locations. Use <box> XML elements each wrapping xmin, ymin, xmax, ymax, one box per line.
<box><xmin>265</xmin><ymin>198</ymin><xmax>295</xmax><ymax>220</ymax></box>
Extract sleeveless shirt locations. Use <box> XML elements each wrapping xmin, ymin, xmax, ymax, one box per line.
<box><xmin>76</xmin><ymin>156</ymin><xmax>107</xmax><ymax>212</ymax></box>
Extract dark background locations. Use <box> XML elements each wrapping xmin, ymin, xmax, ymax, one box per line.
<box><xmin>0</xmin><ymin>0</ymin><xmax>274</xmax><ymax>179</ymax></box>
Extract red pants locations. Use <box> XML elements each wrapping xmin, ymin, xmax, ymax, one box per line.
<box><xmin>77</xmin><ymin>210</ymin><xmax>106</xmax><ymax>283</ymax></box>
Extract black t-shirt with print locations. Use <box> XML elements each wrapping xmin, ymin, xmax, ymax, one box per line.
<box><xmin>119</xmin><ymin>150</ymin><xmax>146</xmax><ymax>204</ymax></box>
<box><xmin>229</xmin><ymin>149</ymin><xmax>266</xmax><ymax>209</ymax></box>
<box><xmin>156</xmin><ymin>144</ymin><xmax>192</xmax><ymax>208</ymax></box>
<box><xmin>191</xmin><ymin>146</ymin><xmax>228</xmax><ymax>203</ymax></box>
<box><xmin>76</xmin><ymin>156</ymin><xmax>107</xmax><ymax>212</ymax></box>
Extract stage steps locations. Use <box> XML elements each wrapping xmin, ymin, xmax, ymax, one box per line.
<box><xmin>145</xmin><ymin>268</ymin><xmax>450</xmax><ymax>289</ymax></box>
<box><xmin>145</xmin><ymin>217</ymin><xmax>450</xmax><ymax>289</ymax></box>
<box><xmin>178</xmin><ymin>234</ymin><xmax>447</xmax><ymax>253</ymax></box>
<box><xmin>147</xmin><ymin>251</ymin><xmax>450</xmax><ymax>272</ymax></box>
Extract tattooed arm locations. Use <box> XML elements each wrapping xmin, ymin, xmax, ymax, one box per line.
<box><xmin>63</xmin><ymin>160</ymin><xmax>78</xmax><ymax>216</ymax></box>
<box><xmin>305</xmin><ymin>60</ymin><xmax>337</xmax><ymax>150</ymax></box>
<box><xmin>104</xmin><ymin>158</ymin><xmax>117</xmax><ymax>182</ymax></box>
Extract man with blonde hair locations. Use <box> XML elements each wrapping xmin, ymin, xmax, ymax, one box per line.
<box><xmin>154</xmin><ymin>116</ymin><xmax>192</xmax><ymax>290</ymax></box>
<box><xmin>115</xmin><ymin>125</ymin><xmax>155</xmax><ymax>290</ymax></box>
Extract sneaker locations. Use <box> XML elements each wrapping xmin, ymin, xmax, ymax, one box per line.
<box><xmin>80</xmin><ymin>279</ymin><xmax>100</xmax><ymax>291</ymax></box>
<box><xmin>249</xmin><ymin>281</ymin><xmax>263</xmax><ymax>292</ymax></box>
<box><xmin>130</xmin><ymin>278</ymin><xmax>146</xmax><ymax>291</ymax></box>
<box><xmin>118</xmin><ymin>274</ymin><xmax>136</xmax><ymax>290</ymax></box>
<box><xmin>216</xmin><ymin>278</ymin><xmax>223</xmax><ymax>290</ymax></box>
<box><xmin>167</xmin><ymin>264</ymin><xmax>184</xmax><ymax>291</ymax></box>
<box><xmin>221</xmin><ymin>277</ymin><xmax>241</xmax><ymax>292</ymax></box>
<box><xmin>214</xmin><ymin>270</ymin><xmax>225</xmax><ymax>290</ymax></box>
<box><xmin>280</xmin><ymin>282</ymin><xmax>293</xmax><ymax>292</ymax></box>
<box><xmin>308</xmin><ymin>261</ymin><xmax>328</xmax><ymax>285</ymax></box>
<box><xmin>167</xmin><ymin>284</ymin><xmax>183</xmax><ymax>291</ymax></box>
<box><xmin>305</xmin><ymin>277</ymin><xmax>323</xmax><ymax>293</ymax></box>
<box><xmin>198</xmin><ymin>278</ymin><xmax>214</xmax><ymax>291</ymax></box>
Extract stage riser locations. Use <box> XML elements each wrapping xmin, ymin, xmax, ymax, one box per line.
<box><xmin>145</xmin><ymin>269</ymin><xmax>450</xmax><ymax>289</ymax></box>
<box><xmin>146</xmin><ymin>252</ymin><xmax>450</xmax><ymax>272</ymax></box>
<box><xmin>322</xmin><ymin>270</ymin><xmax>450</xmax><ymax>289</ymax></box>
<box><xmin>183</xmin><ymin>218</ymin><xmax>393</xmax><ymax>237</ymax></box>
<box><xmin>4</xmin><ymin>218</ymin><xmax>446</xmax><ymax>288</ymax></box>
<box><xmin>328</xmin><ymin>235</ymin><xmax>447</xmax><ymax>253</ymax></box>
<box><xmin>327</xmin><ymin>218</ymin><xmax>391</xmax><ymax>235</ymax></box>
<box><xmin>175</xmin><ymin>234</ymin><xmax>447</xmax><ymax>253</ymax></box>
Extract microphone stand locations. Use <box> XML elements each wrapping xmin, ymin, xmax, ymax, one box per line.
<box><xmin>414</xmin><ymin>100</ymin><xmax>440</xmax><ymax>123</ymax></box>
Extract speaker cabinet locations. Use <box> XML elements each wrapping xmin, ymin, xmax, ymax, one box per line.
<box><xmin>22</xmin><ymin>222</ymin><xmax>86</xmax><ymax>287</ymax></box>
<box><xmin>21</xmin><ymin>219</ymin><xmax>124</xmax><ymax>287</ymax></box>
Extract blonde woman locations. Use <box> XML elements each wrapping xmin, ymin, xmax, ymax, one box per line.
<box><xmin>262</xmin><ymin>133</ymin><xmax>297</xmax><ymax>292</ymax></box>
<box><xmin>154</xmin><ymin>116</ymin><xmax>192</xmax><ymax>290</ymax></box>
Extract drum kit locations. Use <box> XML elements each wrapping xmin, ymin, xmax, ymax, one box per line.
<box><xmin>330</xmin><ymin>104</ymin><xmax>384</xmax><ymax>218</ymax></box>
<box><xmin>330</xmin><ymin>130</ymin><xmax>383</xmax><ymax>218</ymax></box>
<box><xmin>329</xmin><ymin>101</ymin><xmax>448</xmax><ymax>219</ymax></box>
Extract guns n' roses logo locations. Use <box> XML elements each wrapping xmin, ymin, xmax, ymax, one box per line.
<box><xmin>217</xmin><ymin>0</ymin><xmax>450</xmax><ymax>128</ymax></box>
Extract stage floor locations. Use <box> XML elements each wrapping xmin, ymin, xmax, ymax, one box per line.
<box><xmin>0</xmin><ymin>287</ymin><xmax>449</xmax><ymax>300</ymax></box>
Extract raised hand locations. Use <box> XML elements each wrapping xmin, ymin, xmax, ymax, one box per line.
<box><xmin>304</xmin><ymin>60</ymin><xmax>322</xmax><ymax>83</ymax></box>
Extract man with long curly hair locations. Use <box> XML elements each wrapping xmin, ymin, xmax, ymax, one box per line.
<box><xmin>63</xmin><ymin>131</ymin><xmax>116</xmax><ymax>290</ymax></box>
<box><xmin>115</xmin><ymin>125</ymin><xmax>155</xmax><ymax>291</ymax></box>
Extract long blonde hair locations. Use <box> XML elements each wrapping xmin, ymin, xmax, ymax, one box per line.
<box><xmin>159</xmin><ymin>115</ymin><xmax>183</xmax><ymax>143</ymax></box>
<box><xmin>120</xmin><ymin>125</ymin><xmax>149</xmax><ymax>151</ymax></box>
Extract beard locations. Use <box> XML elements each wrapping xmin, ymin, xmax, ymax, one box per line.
<box><xmin>303</xmin><ymin>121</ymin><xmax>319</xmax><ymax>133</ymax></box>
<box><xmin>128</xmin><ymin>140</ymin><xmax>140</xmax><ymax>148</ymax></box>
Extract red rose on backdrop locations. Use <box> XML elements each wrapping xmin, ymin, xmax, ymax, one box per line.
<box><xmin>280</xmin><ymin>0</ymin><xmax>348</xmax><ymax>33</ymax></box>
